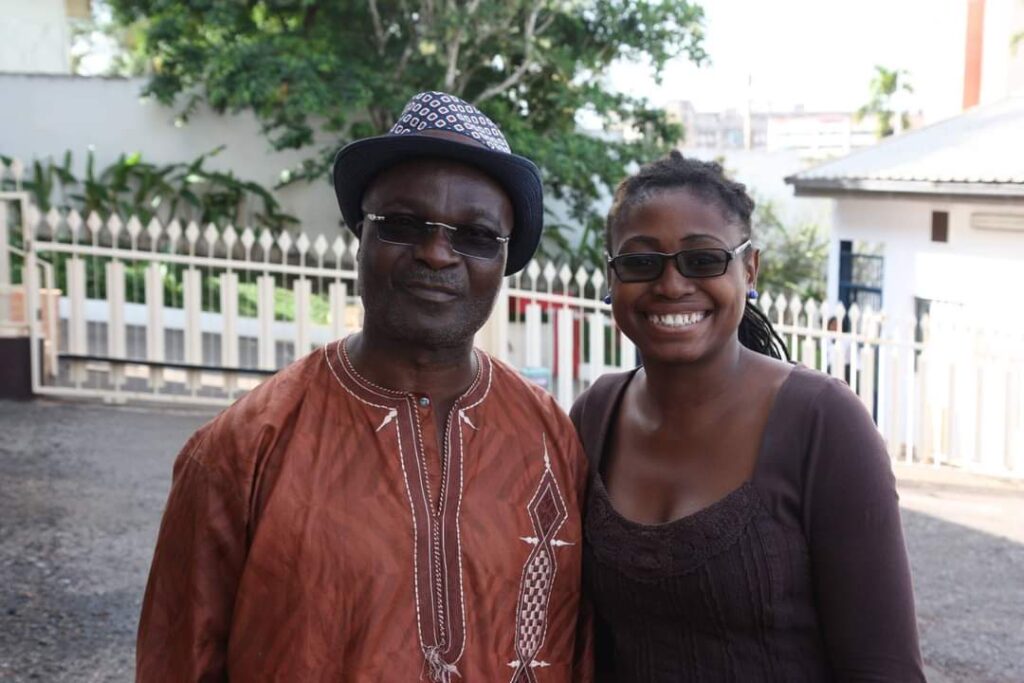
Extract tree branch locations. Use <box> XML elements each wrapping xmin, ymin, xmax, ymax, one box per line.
<box><xmin>443</xmin><ymin>0</ymin><xmax>482</xmax><ymax>89</ymax></box>
<box><xmin>367</xmin><ymin>0</ymin><xmax>388</xmax><ymax>56</ymax></box>
<box><xmin>472</xmin><ymin>1</ymin><xmax>546</xmax><ymax>105</ymax></box>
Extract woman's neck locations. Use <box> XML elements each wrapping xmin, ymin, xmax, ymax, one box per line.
<box><xmin>637</xmin><ymin>341</ymin><xmax>751</xmax><ymax>417</ymax></box>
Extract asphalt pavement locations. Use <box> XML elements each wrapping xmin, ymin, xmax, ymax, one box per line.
<box><xmin>0</xmin><ymin>399</ymin><xmax>1021</xmax><ymax>682</ymax></box>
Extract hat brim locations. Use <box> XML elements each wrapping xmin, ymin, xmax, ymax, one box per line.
<box><xmin>332</xmin><ymin>135</ymin><xmax>543</xmax><ymax>275</ymax></box>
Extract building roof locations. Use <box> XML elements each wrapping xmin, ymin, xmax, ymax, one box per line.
<box><xmin>786</xmin><ymin>96</ymin><xmax>1024</xmax><ymax>199</ymax></box>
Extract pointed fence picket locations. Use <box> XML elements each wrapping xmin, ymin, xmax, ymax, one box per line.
<box><xmin>2</xmin><ymin>182</ymin><xmax>1022</xmax><ymax>476</ymax></box>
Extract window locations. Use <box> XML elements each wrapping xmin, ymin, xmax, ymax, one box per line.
<box><xmin>931</xmin><ymin>211</ymin><xmax>949</xmax><ymax>243</ymax></box>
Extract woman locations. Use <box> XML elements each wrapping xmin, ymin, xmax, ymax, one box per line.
<box><xmin>571</xmin><ymin>152</ymin><xmax>924</xmax><ymax>681</ymax></box>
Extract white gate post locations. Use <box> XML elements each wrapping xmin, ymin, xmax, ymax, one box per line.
<box><xmin>0</xmin><ymin>201</ymin><xmax>9</xmax><ymax>289</ymax></box>
<box><xmin>105</xmin><ymin>261</ymin><xmax>126</xmax><ymax>391</ymax></box>
<box><xmin>145</xmin><ymin>262</ymin><xmax>165</xmax><ymax>390</ymax></box>
<box><xmin>220</xmin><ymin>271</ymin><xmax>239</xmax><ymax>396</ymax></box>
<box><xmin>257</xmin><ymin>275</ymin><xmax>276</xmax><ymax>370</ymax></box>
<box><xmin>475</xmin><ymin>281</ymin><xmax>509</xmax><ymax>362</ymax></box>
<box><xmin>524</xmin><ymin>302</ymin><xmax>542</xmax><ymax>368</ymax></box>
<box><xmin>556</xmin><ymin>307</ymin><xmax>574</xmax><ymax>409</ymax></box>
<box><xmin>68</xmin><ymin>257</ymin><xmax>87</xmax><ymax>386</ymax></box>
<box><xmin>293</xmin><ymin>277</ymin><xmax>311</xmax><ymax>359</ymax></box>
<box><xmin>329</xmin><ymin>281</ymin><xmax>348</xmax><ymax>341</ymax></box>
<box><xmin>588</xmin><ymin>312</ymin><xmax>605</xmax><ymax>385</ymax></box>
<box><xmin>183</xmin><ymin>268</ymin><xmax>202</xmax><ymax>392</ymax></box>
<box><xmin>618</xmin><ymin>330</ymin><xmax>635</xmax><ymax>370</ymax></box>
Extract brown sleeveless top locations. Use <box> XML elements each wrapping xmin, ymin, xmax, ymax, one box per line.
<box><xmin>570</xmin><ymin>365</ymin><xmax>924</xmax><ymax>682</ymax></box>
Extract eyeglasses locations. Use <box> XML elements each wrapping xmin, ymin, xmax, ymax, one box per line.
<box><xmin>364</xmin><ymin>213</ymin><xmax>509</xmax><ymax>260</ymax></box>
<box><xmin>607</xmin><ymin>240</ymin><xmax>752</xmax><ymax>283</ymax></box>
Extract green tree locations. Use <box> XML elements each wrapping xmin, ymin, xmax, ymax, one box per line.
<box><xmin>752</xmin><ymin>197</ymin><xmax>827</xmax><ymax>302</ymax></box>
<box><xmin>856</xmin><ymin>66</ymin><xmax>914</xmax><ymax>139</ymax></box>
<box><xmin>106</xmin><ymin>0</ymin><xmax>707</xmax><ymax>267</ymax></box>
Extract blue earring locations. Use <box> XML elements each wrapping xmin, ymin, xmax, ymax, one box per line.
<box><xmin>747</xmin><ymin>288</ymin><xmax>759</xmax><ymax>300</ymax></box>
<box><xmin>602</xmin><ymin>294</ymin><xmax>612</xmax><ymax>305</ymax></box>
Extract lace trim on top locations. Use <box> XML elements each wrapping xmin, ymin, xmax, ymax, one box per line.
<box><xmin>585</xmin><ymin>478</ymin><xmax>763</xmax><ymax>581</ymax></box>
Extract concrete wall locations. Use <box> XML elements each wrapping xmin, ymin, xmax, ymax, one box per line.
<box><xmin>827</xmin><ymin>195</ymin><xmax>1024</xmax><ymax>321</ymax></box>
<box><xmin>0</xmin><ymin>73</ymin><xmax>343</xmax><ymax>238</ymax></box>
<box><xmin>0</xmin><ymin>0</ymin><xmax>70</xmax><ymax>74</ymax></box>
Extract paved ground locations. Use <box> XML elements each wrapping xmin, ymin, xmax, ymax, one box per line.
<box><xmin>0</xmin><ymin>399</ymin><xmax>1022</xmax><ymax>682</ymax></box>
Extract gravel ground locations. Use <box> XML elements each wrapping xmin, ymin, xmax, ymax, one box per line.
<box><xmin>0</xmin><ymin>399</ymin><xmax>214</xmax><ymax>682</ymax></box>
<box><xmin>1</xmin><ymin>399</ymin><xmax>1022</xmax><ymax>682</ymax></box>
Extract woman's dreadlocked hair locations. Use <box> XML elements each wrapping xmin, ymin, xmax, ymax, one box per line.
<box><xmin>606</xmin><ymin>150</ymin><xmax>789</xmax><ymax>361</ymax></box>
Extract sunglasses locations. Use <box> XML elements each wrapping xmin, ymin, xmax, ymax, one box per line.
<box><xmin>607</xmin><ymin>240</ymin><xmax>752</xmax><ymax>283</ymax></box>
<box><xmin>364</xmin><ymin>213</ymin><xmax>509</xmax><ymax>260</ymax></box>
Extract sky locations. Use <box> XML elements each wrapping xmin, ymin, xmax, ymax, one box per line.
<box><xmin>609</xmin><ymin>0</ymin><xmax>971</xmax><ymax>121</ymax></box>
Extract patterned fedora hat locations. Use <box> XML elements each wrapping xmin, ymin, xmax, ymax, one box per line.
<box><xmin>332</xmin><ymin>91</ymin><xmax>543</xmax><ymax>275</ymax></box>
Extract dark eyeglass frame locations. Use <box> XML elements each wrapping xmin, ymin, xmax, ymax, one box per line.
<box><xmin>607</xmin><ymin>240</ymin><xmax>752</xmax><ymax>282</ymax></box>
<box><xmin>364</xmin><ymin>212</ymin><xmax>509</xmax><ymax>261</ymax></box>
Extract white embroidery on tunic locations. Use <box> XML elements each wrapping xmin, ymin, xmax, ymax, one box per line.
<box><xmin>325</xmin><ymin>339</ymin><xmax>495</xmax><ymax>682</ymax></box>
<box><xmin>507</xmin><ymin>436</ymin><xmax>570</xmax><ymax>683</ymax></box>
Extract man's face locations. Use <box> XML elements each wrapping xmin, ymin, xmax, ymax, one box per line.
<box><xmin>357</xmin><ymin>158</ymin><xmax>514</xmax><ymax>349</ymax></box>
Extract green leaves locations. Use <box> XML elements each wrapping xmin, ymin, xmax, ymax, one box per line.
<box><xmin>106</xmin><ymin>0</ymin><xmax>707</xmax><ymax>268</ymax></box>
<box><xmin>3</xmin><ymin>148</ymin><xmax>298</xmax><ymax>232</ymax></box>
<box><xmin>856</xmin><ymin>65</ymin><xmax>914</xmax><ymax>139</ymax></box>
<box><xmin>752</xmin><ymin>196</ymin><xmax>827</xmax><ymax>302</ymax></box>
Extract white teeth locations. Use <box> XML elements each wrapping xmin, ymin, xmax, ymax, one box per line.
<box><xmin>648</xmin><ymin>311</ymin><xmax>708</xmax><ymax>328</ymax></box>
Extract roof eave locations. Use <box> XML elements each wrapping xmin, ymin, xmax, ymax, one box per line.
<box><xmin>785</xmin><ymin>176</ymin><xmax>1024</xmax><ymax>201</ymax></box>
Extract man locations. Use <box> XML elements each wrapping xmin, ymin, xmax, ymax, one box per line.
<box><xmin>137</xmin><ymin>91</ymin><xmax>591</xmax><ymax>682</ymax></box>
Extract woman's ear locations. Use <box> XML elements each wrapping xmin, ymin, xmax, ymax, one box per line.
<box><xmin>746</xmin><ymin>248</ymin><xmax>760</xmax><ymax>290</ymax></box>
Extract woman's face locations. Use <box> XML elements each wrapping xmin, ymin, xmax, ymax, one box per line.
<box><xmin>608</xmin><ymin>187</ymin><xmax>758</xmax><ymax>366</ymax></box>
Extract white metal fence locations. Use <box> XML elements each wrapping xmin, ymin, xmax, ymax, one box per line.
<box><xmin>2</xmin><ymin>172</ymin><xmax>1022</xmax><ymax>476</ymax></box>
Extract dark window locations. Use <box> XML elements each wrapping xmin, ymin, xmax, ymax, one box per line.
<box><xmin>931</xmin><ymin>211</ymin><xmax>949</xmax><ymax>242</ymax></box>
<box><xmin>838</xmin><ymin>240</ymin><xmax>884</xmax><ymax>313</ymax></box>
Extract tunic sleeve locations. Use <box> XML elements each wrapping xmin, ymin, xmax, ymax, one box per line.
<box><xmin>136</xmin><ymin>430</ymin><xmax>249</xmax><ymax>683</ymax></box>
<box><xmin>803</xmin><ymin>379</ymin><xmax>925</xmax><ymax>682</ymax></box>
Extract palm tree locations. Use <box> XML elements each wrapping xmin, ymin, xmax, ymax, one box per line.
<box><xmin>856</xmin><ymin>66</ymin><xmax>914</xmax><ymax>138</ymax></box>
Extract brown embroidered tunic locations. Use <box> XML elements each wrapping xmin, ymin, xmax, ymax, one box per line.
<box><xmin>137</xmin><ymin>339</ymin><xmax>592</xmax><ymax>682</ymax></box>
<box><xmin>571</xmin><ymin>365</ymin><xmax>924</xmax><ymax>682</ymax></box>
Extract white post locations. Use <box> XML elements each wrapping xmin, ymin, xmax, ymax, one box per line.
<box><xmin>68</xmin><ymin>257</ymin><xmax>87</xmax><ymax>386</ymax></box>
<box><xmin>183</xmin><ymin>268</ymin><xmax>202</xmax><ymax>392</ymax></box>
<box><xmin>858</xmin><ymin>345</ymin><xmax>876</xmax><ymax>417</ymax></box>
<box><xmin>525</xmin><ymin>302</ymin><xmax>542</xmax><ymax>368</ymax></box>
<box><xmin>145</xmin><ymin>262</ymin><xmax>164</xmax><ymax>390</ymax></box>
<box><xmin>257</xmin><ymin>275</ymin><xmax>276</xmax><ymax>370</ymax></box>
<box><xmin>829</xmin><ymin>343</ymin><xmax>845</xmax><ymax>380</ymax></box>
<box><xmin>105</xmin><ymin>262</ymin><xmax>126</xmax><ymax>357</ymax></box>
<box><xmin>105</xmin><ymin>261</ymin><xmax>126</xmax><ymax>391</ymax></box>
<box><xmin>884</xmin><ymin>342</ymin><xmax>904</xmax><ymax>457</ymax></box>
<box><xmin>800</xmin><ymin>336</ymin><xmax>815</xmax><ymax>367</ymax></box>
<box><xmin>475</xmin><ymin>281</ymin><xmax>509</xmax><ymax>361</ymax></box>
<box><xmin>293</xmin><ymin>277</ymin><xmax>311</xmax><ymax>359</ymax></box>
<box><xmin>221</xmin><ymin>271</ymin><xmax>239</xmax><ymax>397</ymax></box>
<box><xmin>556</xmin><ymin>307</ymin><xmax>574</xmax><ymax>408</ymax></box>
<box><xmin>220</xmin><ymin>272</ymin><xmax>239</xmax><ymax>366</ymax></box>
<box><xmin>68</xmin><ymin>258</ymin><xmax>87</xmax><ymax>354</ymax></box>
<box><xmin>329</xmin><ymin>281</ymin><xmax>348</xmax><ymax>341</ymax></box>
<box><xmin>0</xmin><ymin>201</ymin><xmax>9</xmax><ymax>289</ymax></box>
<box><xmin>618</xmin><ymin>332</ymin><xmax>636</xmax><ymax>370</ymax></box>
<box><xmin>588</xmin><ymin>312</ymin><xmax>605</xmax><ymax>385</ymax></box>
<box><xmin>1007</xmin><ymin>363</ymin><xmax>1024</xmax><ymax>474</ymax></box>
<box><xmin>183</xmin><ymin>269</ymin><xmax>202</xmax><ymax>365</ymax></box>
<box><xmin>25</xmin><ymin>243</ymin><xmax>40</xmax><ymax>394</ymax></box>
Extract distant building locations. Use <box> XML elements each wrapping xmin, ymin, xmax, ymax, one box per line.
<box><xmin>786</xmin><ymin>95</ymin><xmax>1024</xmax><ymax>325</ymax></box>
<box><xmin>666</xmin><ymin>100</ymin><xmax>885</xmax><ymax>160</ymax></box>
<box><xmin>664</xmin><ymin>101</ymin><xmax>768</xmax><ymax>150</ymax></box>
<box><xmin>765</xmin><ymin>111</ymin><xmax>880</xmax><ymax>160</ymax></box>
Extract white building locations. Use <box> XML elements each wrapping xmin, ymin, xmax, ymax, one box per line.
<box><xmin>765</xmin><ymin>111</ymin><xmax>880</xmax><ymax>160</ymax></box>
<box><xmin>0</xmin><ymin>0</ymin><xmax>90</xmax><ymax>75</ymax></box>
<box><xmin>786</xmin><ymin>95</ymin><xmax>1024</xmax><ymax>325</ymax></box>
